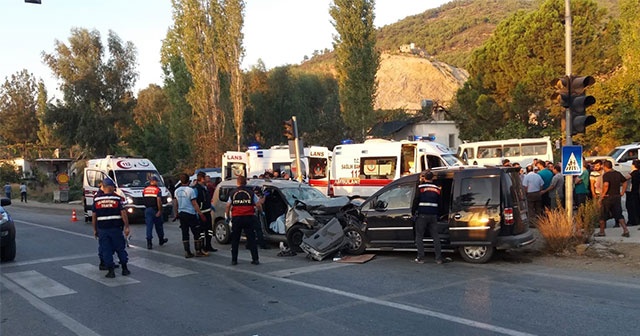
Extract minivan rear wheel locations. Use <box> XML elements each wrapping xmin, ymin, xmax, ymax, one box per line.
<box><xmin>459</xmin><ymin>245</ymin><xmax>494</xmax><ymax>263</ymax></box>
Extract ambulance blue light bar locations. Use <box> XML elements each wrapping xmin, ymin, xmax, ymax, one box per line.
<box><xmin>247</xmin><ymin>145</ymin><xmax>259</xmax><ymax>150</ymax></box>
<box><xmin>341</xmin><ymin>139</ymin><xmax>354</xmax><ymax>144</ymax></box>
<box><xmin>413</xmin><ymin>135</ymin><xmax>436</xmax><ymax>141</ymax></box>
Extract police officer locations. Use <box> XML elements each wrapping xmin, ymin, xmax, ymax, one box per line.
<box><xmin>225</xmin><ymin>176</ymin><xmax>260</xmax><ymax>265</ymax></box>
<box><xmin>92</xmin><ymin>178</ymin><xmax>130</xmax><ymax>278</ymax></box>
<box><xmin>194</xmin><ymin>172</ymin><xmax>217</xmax><ymax>252</ymax></box>
<box><xmin>174</xmin><ymin>173</ymin><xmax>208</xmax><ymax>258</ymax></box>
<box><xmin>143</xmin><ymin>176</ymin><xmax>168</xmax><ymax>249</ymax></box>
<box><xmin>412</xmin><ymin>170</ymin><xmax>451</xmax><ymax>264</ymax></box>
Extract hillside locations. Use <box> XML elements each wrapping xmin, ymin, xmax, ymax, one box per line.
<box><xmin>296</xmin><ymin>0</ymin><xmax>620</xmax><ymax>111</ymax></box>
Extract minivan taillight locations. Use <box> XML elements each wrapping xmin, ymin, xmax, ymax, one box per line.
<box><xmin>504</xmin><ymin>207</ymin><xmax>514</xmax><ymax>225</ymax></box>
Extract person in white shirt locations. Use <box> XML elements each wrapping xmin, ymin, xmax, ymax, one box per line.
<box><xmin>19</xmin><ymin>183</ymin><xmax>27</xmax><ymax>203</ymax></box>
<box><xmin>522</xmin><ymin>165</ymin><xmax>544</xmax><ymax>226</ymax></box>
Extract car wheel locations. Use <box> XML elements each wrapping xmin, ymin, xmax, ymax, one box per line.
<box><xmin>343</xmin><ymin>225</ymin><xmax>366</xmax><ymax>255</ymax></box>
<box><xmin>214</xmin><ymin>219</ymin><xmax>230</xmax><ymax>244</ymax></box>
<box><xmin>286</xmin><ymin>224</ymin><xmax>305</xmax><ymax>252</ymax></box>
<box><xmin>1</xmin><ymin>238</ymin><xmax>16</xmax><ymax>262</ymax></box>
<box><xmin>459</xmin><ymin>245</ymin><xmax>494</xmax><ymax>263</ymax></box>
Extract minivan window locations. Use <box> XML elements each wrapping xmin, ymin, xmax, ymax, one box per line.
<box><xmin>458</xmin><ymin>177</ymin><xmax>500</xmax><ymax>207</ymax></box>
<box><xmin>367</xmin><ymin>183</ymin><xmax>415</xmax><ymax>210</ymax></box>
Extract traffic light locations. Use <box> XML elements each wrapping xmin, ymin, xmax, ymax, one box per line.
<box><xmin>283</xmin><ymin>119</ymin><xmax>295</xmax><ymax>140</ymax></box>
<box><xmin>551</xmin><ymin>75</ymin><xmax>597</xmax><ymax>135</ymax></box>
<box><xmin>569</xmin><ymin>76</ymin><xmax>596</xmax><ymax>135</ymax></box>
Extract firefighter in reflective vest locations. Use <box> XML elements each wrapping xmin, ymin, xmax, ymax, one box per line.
<box><xmin>92</xmin><ymin>178</ymin><xmax>131</xmax><ymax>278</ymax></box>
<box><xmin>143</xmin><ymin>176</ymin><xmax>167</xmax><ymax>250</ymax></box>
<box><xmin>225</xmin><ymin>175</ymin><xmax>261</xmax><ymax>265</ymax></box>
<box><xmin>411</xmin><ymin>170</ymin><xmax>451</xmax><ymax>264</ymax></box>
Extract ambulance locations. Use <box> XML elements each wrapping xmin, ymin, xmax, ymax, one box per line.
<box><xmin>329</xmin><ymin>137</ymin><xmax>462</xmax><ymax>198</ymax></box>
<box><xmin>221</xmin><ymin>145</ymin><xmax>331</xmax><ymax>195</ymax></box>
<box><xmin>82</xmin><ymin>156</ymin><xmax>173</xmax><ymax>222</ymax></box>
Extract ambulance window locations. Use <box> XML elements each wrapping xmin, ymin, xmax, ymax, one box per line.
<box><xmin>425</xmin><ymin>155</ymin><xmax>446</xmax><ymax>169</ymax></box>
<box><xmin>108</xmin><ymin>170</ymin><xmax>115</xmax><ymax>180</ymax></box>
<box><xmin>226</xmin><ymin>163</ymin><xmax>246</xmax><ymax>179</ymax></box>
<box><xmin>86</xmin><ymin>170</ymin><xmax>96</xmax><ymax>187</ymax></box>
<box><xmin>400</xmin><ymin>145</ymin><xmax>416</xmax><ymax>175</ymax></box>
<box><xmin>309</xmin><ymin>158</ymin><xmax>327</xmax><ymax>179</ymax></box>
<box><xmin>360</xmin><ymin>157</ymin><xmax>396</xmax><ymax>179</ymax></box>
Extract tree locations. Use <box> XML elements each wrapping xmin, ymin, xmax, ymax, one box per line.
<box><xmin>42</xmin><ymin>28</ymin><xmax>137</xmax><ymax>157</ymax></box>
<box><xmin>0</xmin><ymin>69</ymin><xmax>39</xmax><ymax>156</ymax></box>
<box><xmin>170</xmin><ymin>0</ymin><xmax>226</xmax><ymax>167</ymax></box>
<box><xmin>35</xmin><ymin>80</ymin><xmax>60</xmax><ymax>154</ymax></box>
<box><xmin>330</xmin><ymin>0</ymin><xmax>380</xmax><ymax>140</ymax></box>
<box><xmin>220</xmin><ymin>0</ymin><xmax>245</xmax><ymax>151</ymax></box>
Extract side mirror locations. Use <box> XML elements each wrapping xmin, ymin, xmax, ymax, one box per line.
<box><xmin>374</xmin><ymin>200</ymin><xmax>387</xmax><ymax>210</ymax></box>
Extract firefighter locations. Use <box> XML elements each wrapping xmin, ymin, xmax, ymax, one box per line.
<box><xmin>225</xmin><ymin>176</ymin><xmax>260</xmax><ymax>265</ymax></box>
<box><xmin>143</xmin><ymin>176</ymin><xmax>167</xmax><ymax>249</ymax></box>
<box><xmin>92</xmin><ymin>178</ymin><xmax>131</xmax><ymax>278</ymax></box>
<box><xmin>194</xmin><ymin>172</ymin><xmax>217</xmax><ymax>252</ymax></box>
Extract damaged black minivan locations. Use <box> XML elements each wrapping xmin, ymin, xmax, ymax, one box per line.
<box><xmin>342</xmin><ymin>166</ymin><xmax>535</xmax><ymax>263</ymax></box>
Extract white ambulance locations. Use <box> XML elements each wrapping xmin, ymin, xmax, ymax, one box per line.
<box><xmin>329</xmin><ymin>137</ymin><xmax>462</xmax><ymax>198</ymax></box>
<box><xmin>83</xmin><ymin>156</ymin><xmax>173</xmax><ymax>222</ymax></box>
<box><xmin>221</xmin><ymin>145</ymin><xmax>331</xmax><ymax>195</ymax></box>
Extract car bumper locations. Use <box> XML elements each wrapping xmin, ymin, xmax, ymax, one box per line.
<box><xmin>1</xmin><ymin>222</ymin><xmax>16</xmax><ymax>244</ymax></box>
<box><xmin>495</xmin><ymin>229</ymin><xmax>536</xmax><ymax>250</ymax></box>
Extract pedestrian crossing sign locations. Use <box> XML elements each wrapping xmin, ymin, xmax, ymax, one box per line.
<box><xmin>562</xmin><ymin>145</ymin><xmax>582</xmax><ymax>175</ymax></box>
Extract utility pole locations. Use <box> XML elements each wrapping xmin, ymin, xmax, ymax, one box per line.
<box><xmin>564</xmin><ymin>0</ymin><xmax>574</xmax><ymax>224</ymax></box>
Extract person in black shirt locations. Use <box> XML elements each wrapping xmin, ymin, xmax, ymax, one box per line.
<box><xmin>626</xmin><ymin>159</ymin><xmax>640</xmax><ymax>227</ymax></box>
<box><xmin>597</xmin><ymin>161</ymin><xmax>630</xmax><ymax>237</ymax></box>
<box><xmin>194</xmin><ymin>172</ymin><xmax>217</xmax><ymax>252</ymax></box>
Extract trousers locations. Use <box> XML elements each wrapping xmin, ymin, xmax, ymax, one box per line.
<box><xmin>415</xmin><ymin>214</ymin><xmax>441</xmax><ymax>261</ymax></box>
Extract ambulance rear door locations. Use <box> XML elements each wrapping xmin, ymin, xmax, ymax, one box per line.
<box><xmin>83</xmin><ymin>168</ymin><xmax>108</xmax><ymax>221</ymax></box>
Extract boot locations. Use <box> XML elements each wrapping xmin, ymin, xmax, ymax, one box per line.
<box><xmin>204</xmin><ymin>234</ymin><xmax>217</xmax><ymax>252</ymax></box>
<box><xmin>147</xmin><ymin>239</ymin><xmax>153</xmax><ymax>250</ymax></box>
<box><xmin>121</xmin><ymin>263</ymin><xmax>131</xmax><ymax>276</ymax></box>
<box><xmin>195</xmin><ymin>240</ymin><xmax>208</xmax><ymax>257</ymax></box>
<box><xmin>99</xmin><ymin>258</ymin><xmax>118</xmax><ymax>270</ymax></box>
<box><xmin>159</xmin><ymin>237</ymin><xmax>168</xmax><ymax>246</ymax></box>
<box><xmin>105</xmin><ymin>267</ymin><xmax>115</xmax><ymax>278</ymax></box>
<box><xmin>183</xmin><ymin>241</ymin><xmax>194</xmax><ymax>258</ymax></box>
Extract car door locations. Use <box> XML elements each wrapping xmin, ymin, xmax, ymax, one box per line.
<box><xmin>449</xmin><ymin>171</ymin><xmax>501</xmax><ymax>244</ymax></box>
<box><xmin>361</xmin><ymin>182</ymin><xmax>416</xmax><ymax>247</ymax></box>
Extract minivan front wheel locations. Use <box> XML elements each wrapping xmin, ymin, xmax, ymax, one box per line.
<box><xmin>343</xmin><ymin>225</ymin><xmax>366</xmax><ymax>255</ymax></box>
<box><xmin>214</xmin><ymin>219</ymin><xmax>230</xmax><ymax>244</ymax></box>
<box><xmin>459</xmin><ymin>245</ymin><xmax>494</xmax><ymax>263</ymax></box>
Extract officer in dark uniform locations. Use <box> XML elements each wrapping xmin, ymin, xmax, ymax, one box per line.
<box><xmin>92</xmin><ymin>178</ymin><xmax>131</xmax><ymax>278</ymax></box>
<box><xmin>225</xmin><ymin>176</ymin><xmax>260</xmax><ymax>265</ymax></box>
<box><xmin>412</xmin><ymin>170</ymin><xmax>451</xmax><ymax>264</ymax></box>
<box><xmin>143</xmin><ymin>176</ymin><xmax>167</xmax><ymax>249</ymax></box>
<box><xmin>194</xmin><ymin>172</ymin><xmax>217</xmax><ymax>252</ymax></box>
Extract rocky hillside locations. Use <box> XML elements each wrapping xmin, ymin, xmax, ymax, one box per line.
<box><xmin>374</xmin><ymin>52</ymin><xmax>468</xmax><ymax>110</ymax></box>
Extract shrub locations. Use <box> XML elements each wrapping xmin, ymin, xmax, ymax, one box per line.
<box><xmin>537</xmin><ymin>200</ymin><xmax>600</xmax><ymax>253</ymax></box>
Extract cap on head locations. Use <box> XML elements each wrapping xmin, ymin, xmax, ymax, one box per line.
<box><xmin>103</xmin><ymin>178</ymin><xmax>116</xmax><ymax>188</ymax></box>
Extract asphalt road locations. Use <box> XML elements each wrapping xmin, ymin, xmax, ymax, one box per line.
<box><xmin>1</xmin><ymin>205</ymin><xmax>639</xmax><ymax>336</ymax></box>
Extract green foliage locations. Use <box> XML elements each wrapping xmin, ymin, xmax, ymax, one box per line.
<box><xmin>0</xmin><ymin>163</ymin><xmax>20</xmax><ymax>183</ymax></box>
<box><xmin>243</xmin><ymin>65</ymin><xmax>344</xmax><ymax>149</ymax></box>
<box><xmin>330</xmin><ymin>0</ymin><xmax>380</xmax><ymax>140</ymax></box>
<box><xmin>0</xmin><ymin>69</ymin><xmax>39</xmax><ymax>151</ymax></box>
<box><xmin>42</xmin><ymin>28</ymin><xmax>137</xmax><ymax>157</ymax></box>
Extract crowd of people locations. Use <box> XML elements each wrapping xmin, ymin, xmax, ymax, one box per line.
<box><xmin>505</xmin><ymin>157</ymin><xmax>638</xmax><ymax>238</ymax></box>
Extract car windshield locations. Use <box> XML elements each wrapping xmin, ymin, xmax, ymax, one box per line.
<box><xmin>280</xmin><ymin>186</ymin><xmax>326</xmax><ymax>205</ymax></box>
<box><xmin>608</xmin><ymin>148</ymin><xmax>625</xmax><ymax>159</ymax></box>
<box><xmin>442</xmin><ymin>154</ymin><xmax>463</xmax><ymax>166</ymax></box>
<box><xmin>115</xmin><ymin>170</ymin><xmax>164</xmax><ymax>188</ymax></box>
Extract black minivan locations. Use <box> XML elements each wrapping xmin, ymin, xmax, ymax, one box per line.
<box><xmin>342</xmin><ymin>166</ymin><xmax>535</xmax><ymax>263</ymax></box>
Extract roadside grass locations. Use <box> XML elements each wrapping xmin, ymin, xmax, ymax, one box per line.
<box><xmin>537</xmin><ymin>199</ymin><xmax>600</xmax><ymax>253</ymax></box>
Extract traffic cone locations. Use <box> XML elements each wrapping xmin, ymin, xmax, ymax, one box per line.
<box><xmin>71</xmin><ymin>209</ymin><xmax>78</xmax><ymax>222</ymax></box>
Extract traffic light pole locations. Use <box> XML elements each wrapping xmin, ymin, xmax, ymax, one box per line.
<box><xmin>564</xmin><ymin>0</ymin><xmax>574</xmax><ymax>223</ymax></box>
<box><xmin>292</xmin><ymin>116</ymin><xmax>303</xmax><ymax>182</ymax></box>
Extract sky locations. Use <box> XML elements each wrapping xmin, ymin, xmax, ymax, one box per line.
<box><xmin>0</xmin><ymin>0</ymin><xmax>450</xmax><ymax>97</ymax></box>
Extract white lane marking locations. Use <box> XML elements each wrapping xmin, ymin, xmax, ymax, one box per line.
<box><xmin>0</xmin><ymin>275</ymin><xmax>101</xmax><ymax>336</ymax></box>
<box><xmin>128</xmin><ymin>257</ymin><xmax>196</xmax><ymax>277</ymax></box>
<box><xmin>268</xmin><ymin>262</ymin><xmax>352</xmax><ymax>278</ymax></box>
<box><xmin>63</xmin><ymin>263</ymin><xmax>140</xmax><ymax>287</ymax></box>
<box><xmin>209</xmin><ymin>249</ymin><xmax>285</xmax><ymax>263</ymax></box>
<box><xmin>0</xmin><ymin>253</ymin><xmax>97</xmax><ymax>268</ymax></box>
<box><xmin>4</xmin><ymin>270</ymin><xmax>77</xmax><ymax>298</ymax></box>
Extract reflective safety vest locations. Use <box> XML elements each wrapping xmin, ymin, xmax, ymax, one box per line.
<box><xmin>142</xmin><ymin>185</ymin><xmax>161</xmax><ymax>209</ymax></box>
<box><xmin>194</xmin><ymin>183</ymin><xmax>212</xmax><ymax>213</ymax></box>
<box><xmin>230</xmin><ymin>187</ymin><xmax>256</xmax><ymax>217</ymax></box>
<box><xmin>93</xmin><ymin>194</ymin><xmax>124</xmax><ymax>229</ymax></box>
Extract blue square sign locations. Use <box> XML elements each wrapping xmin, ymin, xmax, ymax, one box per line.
<box><xmin>562</xmin><ymin>145</ymin><xmax>583</xmax><ymax>175</ymax></box>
